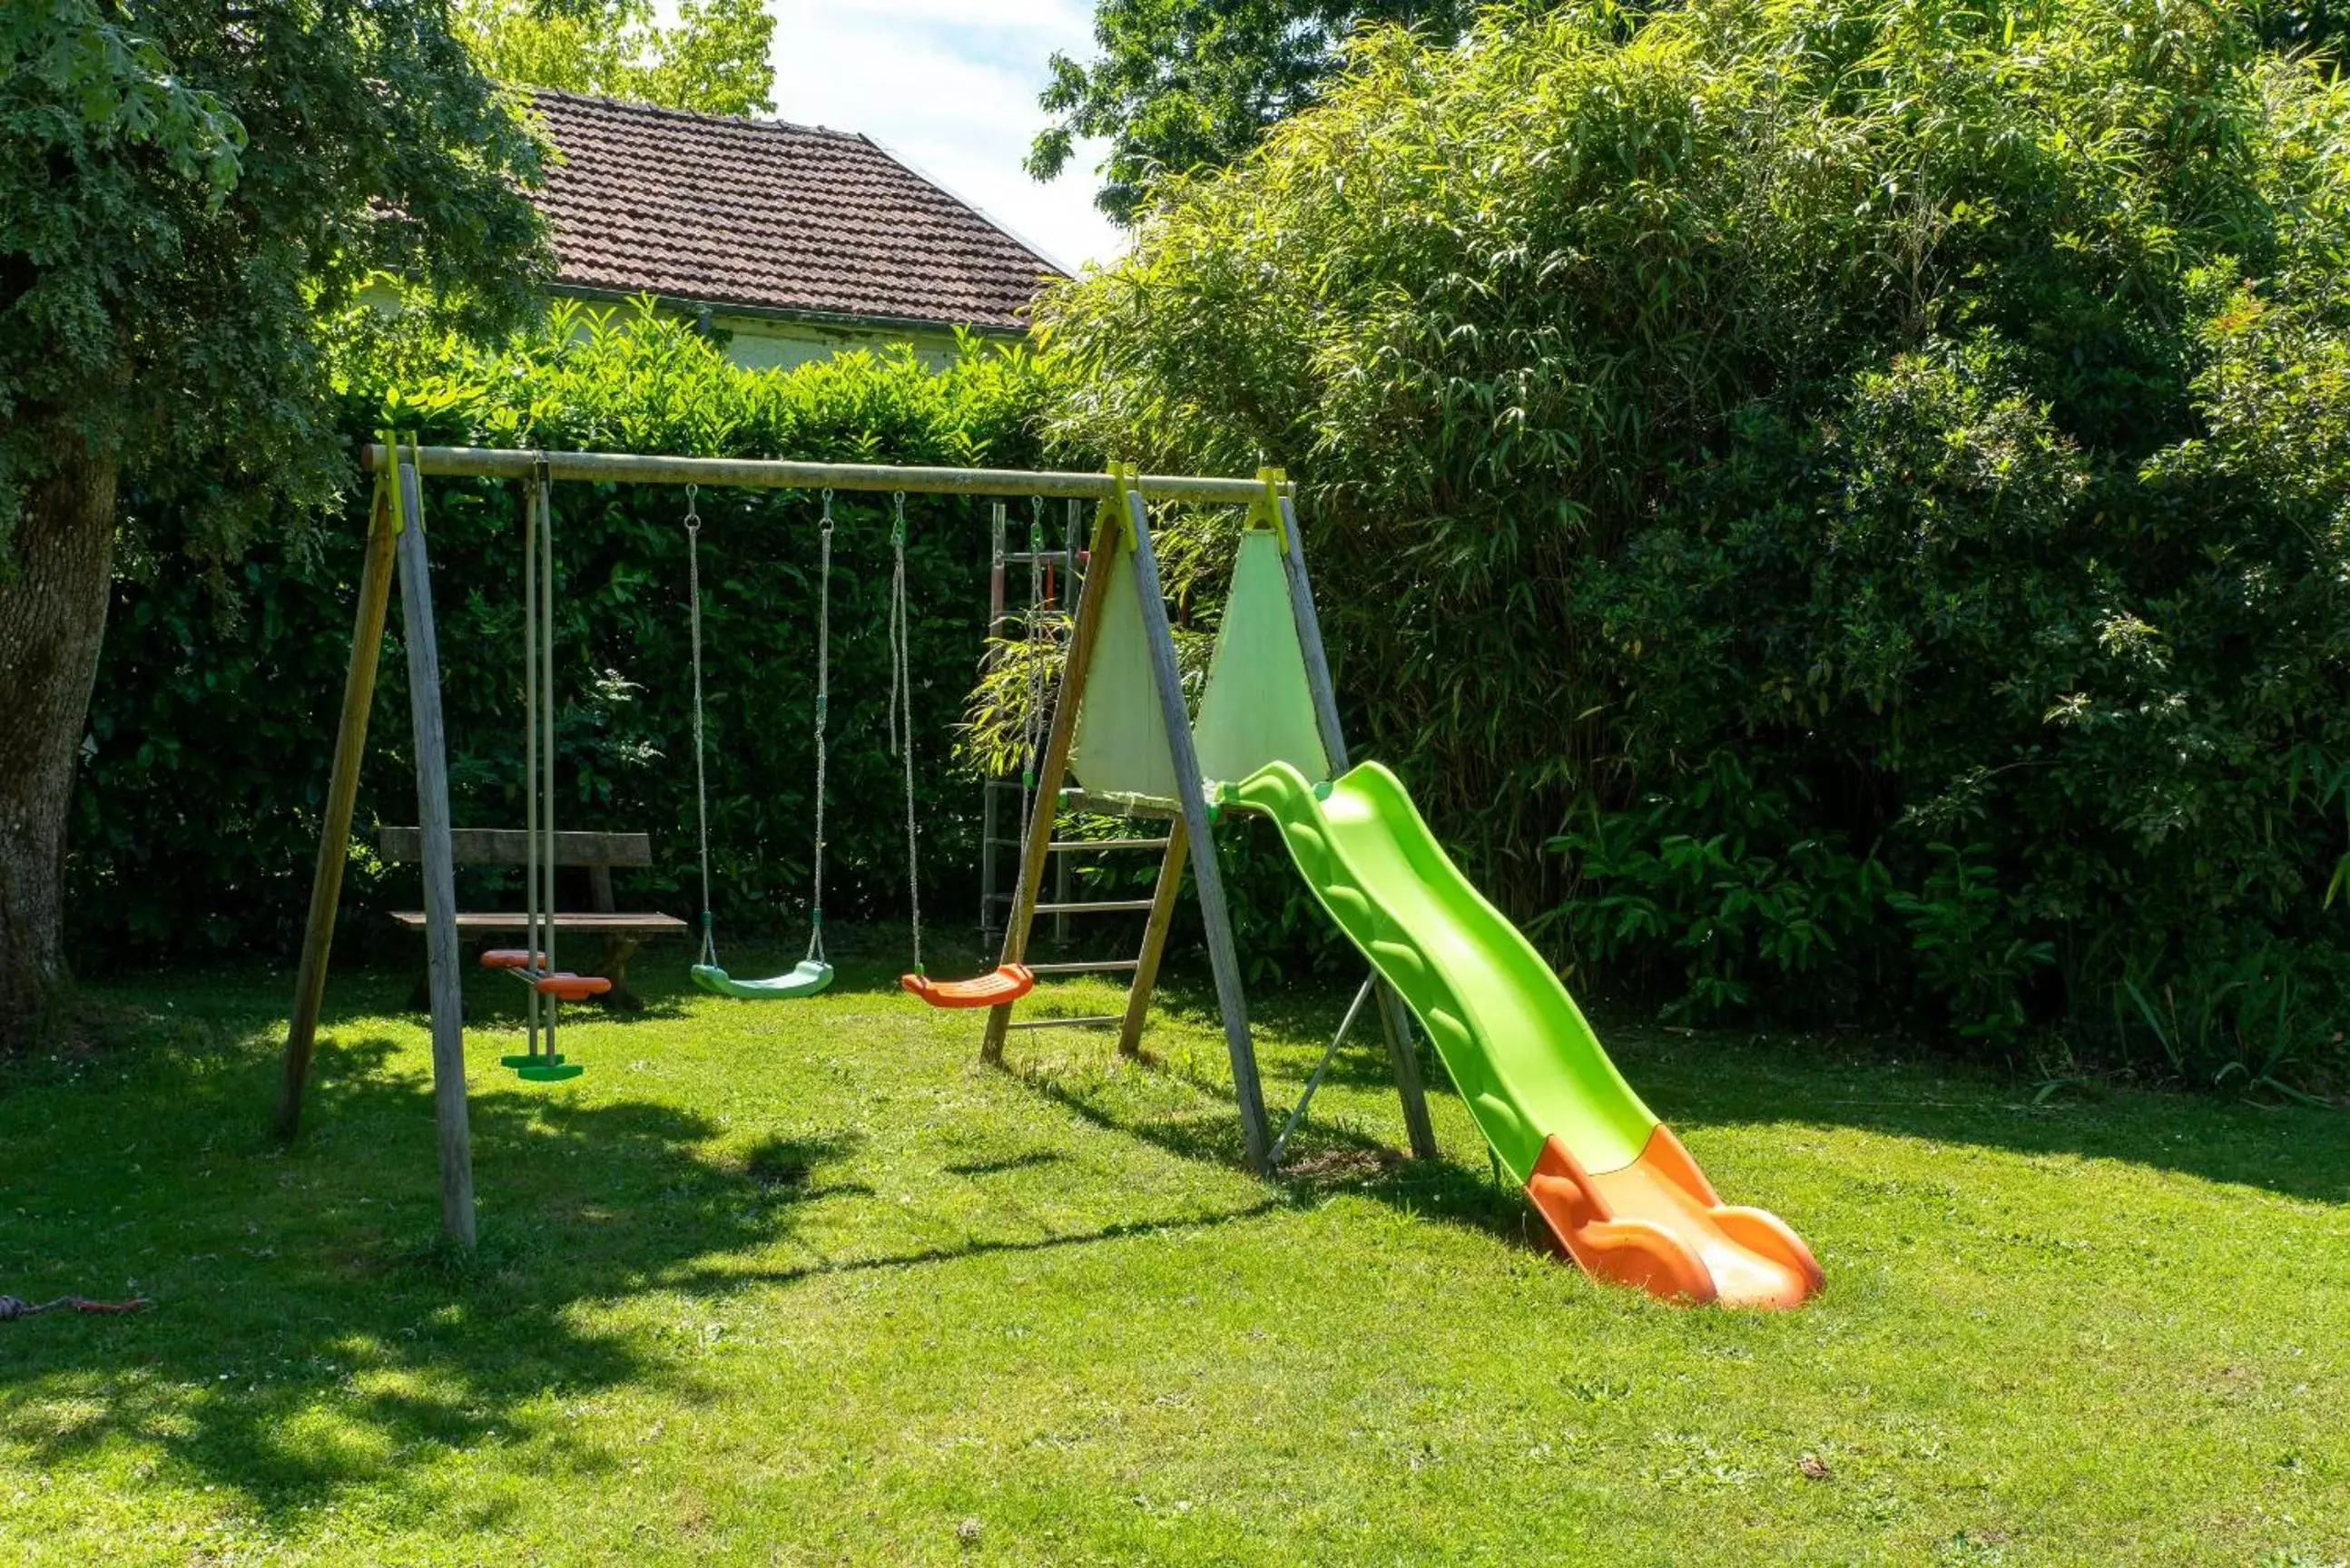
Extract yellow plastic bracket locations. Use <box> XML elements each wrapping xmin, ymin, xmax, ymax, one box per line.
<box><xmin>1246</xmin><ymin>466</ymin><xmax>1290</xmax><ymax>552</ymax></box>
<box><xmin>379</xmin><ymin>430</ymin><xmax>410</xmax><ymax>537</ymax></box>
<box><xmin>1099</xmin><ymin>463</ymin><xmax>1138</xmax><ymax>550</ymax></box>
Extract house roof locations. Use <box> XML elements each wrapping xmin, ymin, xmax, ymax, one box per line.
<box><xmin>528</xmin><ymin>90</ymin><xmax>1061</xmax><ymax>333</ymax></box>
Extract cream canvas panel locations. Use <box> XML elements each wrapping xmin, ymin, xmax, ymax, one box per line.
<box><xmin>1067</xmin><ymin>539</ymin><xmax>1183</xmax><ymax>800</ymax></box>
<box><xmin>1192</xmin><ymin>526</ymin><xmax>1331</xmax><ymax>786</ymax></box>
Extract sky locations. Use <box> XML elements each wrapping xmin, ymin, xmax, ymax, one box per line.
<box><xmin>766</xmin><ymin>1</ymin><xmax>1126</xmax><ymax>274</ymax></box>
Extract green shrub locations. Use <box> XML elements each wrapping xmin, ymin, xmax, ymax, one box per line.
<box><xmin>1036</xmin><ymin>0</ymin><xmax>2350</xmax><ymax>1087</ymax></box>
<box><xmin>74</xmin><ymin>303</ymin><xmax>1055</xmax><ymax>965</ymax></box>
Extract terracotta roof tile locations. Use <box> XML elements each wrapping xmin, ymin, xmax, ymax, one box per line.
<box><xmin>529</xmin><ymin>90</ymin><xmax>1061</xmax><ymax>332</ymax></box>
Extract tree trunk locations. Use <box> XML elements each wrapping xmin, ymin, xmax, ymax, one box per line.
<box><xmin>0</xmin><ymin>455</ymin><xmax>118</xmax><ymax>1051</ymax></box>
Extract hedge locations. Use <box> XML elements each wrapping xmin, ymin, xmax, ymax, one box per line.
<box><xmin>72</xmin><ymin>303</ymin><xmax>1054</xmax><ymax>966</ymax></box>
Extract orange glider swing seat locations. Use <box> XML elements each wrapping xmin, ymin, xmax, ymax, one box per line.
<box><xmin>901</xmin><ymin>963</ymin><xmax>1035</xmax><ymax>1009</ymax></box>
<box><xmin>480</xmin><ymin>948</ymin><xmax>613</xmax><ymax>1002</ymax></box>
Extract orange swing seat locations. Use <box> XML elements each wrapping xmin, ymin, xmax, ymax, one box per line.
<box><xmin>480</xmin><ymin>949</ymin><xmax>611</xmax><ymax>1002</ymax></box>
<box><xmin>901</xmin><ymin>964</ymin><xmax>1036</xmax><ymax>1009</ymax></box>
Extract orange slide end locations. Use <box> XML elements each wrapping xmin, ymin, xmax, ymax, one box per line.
<box><xmin>1523</xmin><ymin>1126</ymin><xmax>1822</xmax><ymax>1309</ymax></box>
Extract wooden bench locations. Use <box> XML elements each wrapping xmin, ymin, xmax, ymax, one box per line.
<box><xmin>379</xmin><ymin>827</ymin><xmax>687</xmax><ymax>1011</ymax></box>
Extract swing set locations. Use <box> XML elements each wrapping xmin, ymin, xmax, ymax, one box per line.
<box><xmin>272</xmin><ymin>441</ymin><xmax>1422</xmax><ymax>1250</ymax></box>
<box><xmin>272</xmin><ymin>437</ymin><xmax>1821</xmax><ymax>1308</ymax></box>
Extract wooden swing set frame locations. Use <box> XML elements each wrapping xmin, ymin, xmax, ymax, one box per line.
<box><xmin>276</xmin><ymin>441</ymin><xmax>1435</xmax><ymax>1249</ymax></box>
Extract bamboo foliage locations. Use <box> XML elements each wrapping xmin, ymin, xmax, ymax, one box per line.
<box><xmin>1034</xmin><ymin>0</ymin><xmax>2350</xmax><ymax>1081</ymax></box>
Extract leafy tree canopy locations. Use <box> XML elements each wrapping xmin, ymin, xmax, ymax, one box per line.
<box><xmin>457</xmin><ymin>0</ymin><xmax>776</xmax><ymax>116</ymax></box>
<box><xmin>1028</xmin><ymin>0</ymin><xmax>1472</xmax><ymax>224</ymax></box>
<box><xmin>0</xmin><ymin>0</ymin><xmax>547</xmax><ymax>1040</ymax></box>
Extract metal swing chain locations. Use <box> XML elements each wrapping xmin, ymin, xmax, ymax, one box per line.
<box><xmin>887</xmin><ymin>491</ymin><xmax>922</xmax><ymax>974</ymax></box>
<box><xmin>808</xmin><ymin>492</ymin><xmax>832</xmax><ymax>965</ymax></box>
<box><xmin>685</xmin><ymin>484</ymin><xmax>718</xmax><ymax>967</ymax></box>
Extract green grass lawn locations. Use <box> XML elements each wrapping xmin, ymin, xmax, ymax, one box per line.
<box><xmin>3</xmin><ymin>936</ymin><xmax>2346</xmax><ymax>1565</ymax></box>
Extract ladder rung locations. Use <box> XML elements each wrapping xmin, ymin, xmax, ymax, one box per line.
<box><xmin>1033</xmin><ymin>899</ymin><xmax>1155</xmax><ymax>915</ymax></box>
<box><xmin>1005</xmin><ymin>1014</ymin><xmax>1125</xmax><ymax>1031</ymax></box>
<box><xmin>1023</xmin><ymin>959</ymin><xmax>1141</xmax><ymax>975</ymax></box>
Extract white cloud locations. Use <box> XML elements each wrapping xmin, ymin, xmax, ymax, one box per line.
<box><xmin>767</xmin><ymin>1</ymin><xmax>1126</xmax><ymax>274</ymax></box>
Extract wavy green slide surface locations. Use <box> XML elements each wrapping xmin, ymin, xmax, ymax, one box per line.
<box><xmin>1231</xmin><ymin>760</ymin><xmax>1658</xmax><ymax>1183</ymax></box>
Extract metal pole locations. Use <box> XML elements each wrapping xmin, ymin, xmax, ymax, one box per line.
<box><xmin>1270</xmin><ymin>975</ymin><xmax>1378</xmax><ymax>1164</ymax></box>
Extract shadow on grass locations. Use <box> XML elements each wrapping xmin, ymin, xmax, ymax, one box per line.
<box><xmin>1010</xmin><ymin>964</ymin><xmax>2350</xmax><ymax>1221</ymax></box>
<box><xmin>0</xmin><ymin>1013</ymin><xmax>826</xmax><ymax>1523</ymax></box>
<box><xmin>987</xmin><ymin>983</ymin><xmax>1555</xmax><ymax>1261</ymax></box>
<box><xmin>667</xmin><ymin>1200</ymin><xmax>1284</xmax><ymax>1298</ymax></box>
<box><xmin>0</xmin><ymin>966</ymin><xmax>1300</xmax><ymax>1525</ymax></box>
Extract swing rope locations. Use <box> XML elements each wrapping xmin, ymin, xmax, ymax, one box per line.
<box><xmin>683</xmin><ymin>488</ymin><xmax>834</xmax><ymax>1000</ymax></box>
<box><xmin>897</xmin><ymin>491</ymin><xmax>1035</xmax><ymax>1012</ymax></box>
<box><xmin>888</xmin><ymin>491</ymin><xmax>922</xmax><ymax>975</ymax></box>
<box><xmin>483</xmin><ymin>457</ymin><xmax>603</xmax><ymax>1072</ymax></box>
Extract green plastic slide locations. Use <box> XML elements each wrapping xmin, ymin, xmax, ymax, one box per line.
<box><xmin>1232</xmin><ymin>759</ymin><xmax>1821</xmax><ymax>1307</ymax></box>
<box><xmin>1230</xmin><ymin>760</ymin><xmax>1657</xmax><ymax>1183</ymax></box>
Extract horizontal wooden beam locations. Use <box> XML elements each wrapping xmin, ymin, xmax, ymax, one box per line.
<box><xmin>377</xmin><ymin>827</ymin><xmax>654</xmax><ymax>867</ymax></box>
<box><xmin>360</xmin><ymin>444</ymin><xmax>1290</xmax><ymax>505</ymax></box>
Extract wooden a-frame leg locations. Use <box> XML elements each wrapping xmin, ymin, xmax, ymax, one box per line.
<box><xmin>983</xmin><ymin>503</ymin><xmax>1122</xmax><ymax>1065</ymax></box>
<box><xmin>1117</xmin><ymin>817</ymin><xmax>1188</xmax><ymax>1058</ymax></box>
<box><xmin>391</xmin><ymin>455</ymin><xmax>477</xmax><ymax>1250</ymax></box>
<box><xmin>277</xmin><ymin>481</ymin><xmax>400</xmax><ymax>1141</ymax></box>
<box><xmin>1125</xmin><ymin>488</ymin><xmax>1272</xmax><ymax>1172</ymax></box>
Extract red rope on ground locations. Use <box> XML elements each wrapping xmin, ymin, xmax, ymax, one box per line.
<box><xmin>0</xmin><ymin>1295</ymin><xmax>148</xmax><ymax>1321</ymax></box>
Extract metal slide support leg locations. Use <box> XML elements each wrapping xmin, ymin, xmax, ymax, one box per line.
<box><xmin>394</xmin><ymin>454</ymin><xmax>477</xmax><ymax>1250</ymax></box>
<box><xmin>1126</xmin><ymin>487</ymin><xmax>1273</xmax><ymax>1171</ymax></box>
<box><xmin>1270</xmin><ymin>975</ymin><xmax>1378</xmax><ymax>1166</ymax></box>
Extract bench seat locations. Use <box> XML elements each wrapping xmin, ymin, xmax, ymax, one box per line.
<box><xmin>378</xmin><ymin>827</ymin><xmax>683</xmax><ymax>1011</ymax></box>
<box><xmin>388</xmin><ymin>912</ymin><xmax>688</xmax><ymax>935</ymax></box>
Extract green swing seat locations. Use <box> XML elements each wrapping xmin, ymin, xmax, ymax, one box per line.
<box><xmin>690</xmin><ymin>958</ymin><xmax>833</xmax><ymax>1000</ymax></box>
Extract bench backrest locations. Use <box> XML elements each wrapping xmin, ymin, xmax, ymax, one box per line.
<box><xmin>376</xmin><ymin>828</ymin><xmax>654</xmax><ymax>867</ymax></box>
